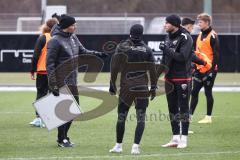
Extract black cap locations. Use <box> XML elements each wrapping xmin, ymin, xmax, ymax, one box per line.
<box><xmin>59</xmin><ymin>15</ymin><xmax>76</xmax><ymax>29</ymax></box>
<box><xmin>182</xmin><ymin>17</ymin><xmax>195</xmax><ymax>26</ymax></box>
<box><xmin>130</xmin><ymin>24</ymin><xmax>144</xmax><ymax>40</ymax></box>
<box><xmin>166</xmin><ymin>14</ymin><xmax>181</xmax><ymax>27</ymax></box>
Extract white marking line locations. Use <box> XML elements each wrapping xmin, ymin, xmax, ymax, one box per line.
<box><xmin>0</xmin><ymin>87</ymin><xmax>36</xmax><ymax>92</ymax></box>
<box><xmin>0</xmin><ymin>112</ymin><xmax>32</xmax><ymax>114</ymax></box>
<box><xmin>1</xmin><ymin>150</ymin><xmax>240</xmax><ymax>160</ymax></box>
<box><xmin>0</xmin><ymin>86</ymin><xmax>240</xmax><ymax>92</ymax></box>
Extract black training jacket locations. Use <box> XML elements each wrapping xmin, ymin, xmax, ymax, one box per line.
<box><xmin>110</xmin><ymin>38</ymin><xmax>157</xmax><ymax>91</ymax></box>
<box><xmin>161</xmin><ymin>27</ymin><xmax>193</xmax><ymax>79</ymax></box>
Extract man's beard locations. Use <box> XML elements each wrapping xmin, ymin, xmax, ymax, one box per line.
<box><xmin>166</xmin><ymin>28</ymin><xmax>174</xmax><ymax>33</ymax></box>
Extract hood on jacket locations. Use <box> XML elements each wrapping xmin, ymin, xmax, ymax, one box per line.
<box><xmin>50</xmin><ymin>24</ymin><xmax>72</xmax><ymax>37</ymax></box>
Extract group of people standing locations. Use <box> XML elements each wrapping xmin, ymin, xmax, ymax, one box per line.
<box><xmin>29</xmin><ymin>12</ymin><xmax>219</xmax><ymax>153</ymax></box>
<box><xmin>109</xmin><ymin>13</ymin><xmax>219</xmax><ymax>154</ymax></box>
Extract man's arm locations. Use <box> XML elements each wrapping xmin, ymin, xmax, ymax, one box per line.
<box><xmin>79</xmin><ymin>42</ymin><xmax>95</xmax><ymax>54</ymax></box>
<box><xmin>210</xmin><ymin>33</ymin><xmax>220</xmax><ymax>69</ymax></box>
<box><xmin>31</xmin><ymin>35</ymin><xmax>46</xmax><ymax>72</ymax></box>
<box><xmin>163</xmin><ymin>34</ymin><xmax>193</xmax><ymax>62</ymax></box>
<box><xmin>147</xmin><ymin>49</ymin><xmax>157</xmax><ymax>100</ymax></box>
<box><xmin>76</xmin><ymin>35</ymin><xmax>107</xmax><ymax>57</ymax></box>
<box><xmin>147</xmin><ymin>49</ymin><xmax>157</xmax><ymax>89</ymax></box>
<box><xmin>159</xmin><ymin>38</ymin><xmax>167</xmax><ymax>65</ymax></box>
<box><xmin>46</xmin><ymin>38</ymin><xmax>60</xmax><ymax>88</ymax></box>
<box><xmin>109</xmin><ymin>46</ymin><xmax>125</xmax><ymax>94</ymax></box>
<box><xmin>192</xmin><ymin>52</ymin><xmax>206</xmax><ymax>65</ymax></box>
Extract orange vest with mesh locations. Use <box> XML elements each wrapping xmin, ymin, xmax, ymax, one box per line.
<box><xmin>37</xmin><ymin>33</ymin><xmax>51</xmax><ymax>72</ymax></box>
<box><xmin>195</xmin><ymin>30</ymin><xmax>216</xmax><ymax>73</ymax></box>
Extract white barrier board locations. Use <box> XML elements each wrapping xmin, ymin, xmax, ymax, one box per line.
<box><xmin>33</xmin><ymin>86</ymin><xmax>82</xmax><ymax>131</ymax></box>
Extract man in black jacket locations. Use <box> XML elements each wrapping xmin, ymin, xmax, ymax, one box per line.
<box><xmin>181</xmin><ymin>17</ymin><xmax>213</xmax><ymax>134</ymax></box>
<box><xmin>181</xmin><ymin>17</ymin><xmax>207</xmax><ymax>74</ymax></box>
<box><xmin>47</xmin><ymin>15</ymin><xmax>107</xmax><ymax>148</ymax></box>
<box><xmin>109</xmin><ymin>24</ymin><xmax>156</xmax><ymax>154</ymax></box>
<box><xmin>159</xmin><ymin>15</ymin><xmax>193</xmax><ymax>149</ymax></box>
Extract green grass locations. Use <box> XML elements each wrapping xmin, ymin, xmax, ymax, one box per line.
<box><xmin>0</xmin><ymin>73</ymin><xmax>240</xmax><ymax>85</ymax></box>
<box><xmin>0</xmin><ymin>92</ymin><xmax>240</xmax><ymax>159</ymax></box>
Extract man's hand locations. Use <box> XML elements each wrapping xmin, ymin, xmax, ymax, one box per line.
<box><xmin>51</xmin><ymin>85</ymin><xmax>59</xmax><ymax>96</ymax></box>
<box><xmin>30</xmin><ymin>72</ymin><xmax>35</xmax><ymax>80</ymax></box>
<box><xmin>159</xmin><ymin>42</ymin><xmax>166</xmax><ymax>51</ymax></box>
<box><xmin>214</xmin><ymin>65</ymin><xmax>218</xmax><ymax>71</ymax></box>
<box><xmin>150</xmin><ymin>87</ymin><xmax>157</xmax><ymax>101</ymax></box>
<box><xmin>109</xmin><ymin>82</ymin><xmax>117</xmax><ymax>95</ymax></box>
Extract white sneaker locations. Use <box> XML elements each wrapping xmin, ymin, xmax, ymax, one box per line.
<box><xmin>29</xmin><ymin>118</ymin><xmax>45</xmax><ymax>128</ymax></box>
<box><xmin>39</xmin><ymin>118</ymin><xmax>46</xmax><ymax>128</ymax></box>
<box><xmin>198</xmin><ymin>115</ymin><xmax>212</xmax><ymax>124</ymax></box>
<box><xmin>189</xmin><ymin>114</ymin><xmax>193</xmax><ymax>122</ymax></box>
<box><xmin>109</xmin><ymin>143</ymin><xmax>122</xmax><ymax>153</ymax></box>
<box><xmin>29</xmin><ymin>118</ymin><xmax>41</xmax><ymax>127</ymax></box>
<box><xmin>188</xmin><ymin>130</ymin><xmax>194</xmax><ymax>134</ymax></box>
<box><xmin>131</xmin><ymin>144</ymin><xmax>140</xmax><ymax>155</ymax></box>
<box><xmin>177</xmin><ymin>135</ymin><xmax>187</xmax><ymax>149</ymax></box>
<box><xmin>162</xmin><ymin>135</ymin><xmax>180</xmax><ymax>148</ymax></box>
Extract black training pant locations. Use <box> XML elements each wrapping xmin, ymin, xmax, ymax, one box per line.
<box><xmin>116</xmin><ymin>98</ymin><xmax>148</xmax><ymax>144</ymax></box>
<box><xmin>165</xmin><ymin>80</ymin><xmax>191</xmax><ymax>136</ymax></box>
<box><xmin>57</xmin><ymin>86</ymin><xmax>79</xmax><ymax>143</ymax></box>
<box><xmin>190</xmin><ymin>71</ymin><xmax>217</xmax><ymax>116</ymax></box>
<box><xmin>35</xmin><ymin>74</ymin><xmax>49</xmax><ymax>117</ymax></box>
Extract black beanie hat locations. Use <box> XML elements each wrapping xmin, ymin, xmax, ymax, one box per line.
<box><xmin>130</xmin><ymin>24</ymin><xmax>144</xmax><ymax>40</ymax></box>
<box><xmin>166</xmin><ymin>14</ymin><xmax>181</xmax><ymax>27</ymax></box>
<box><xmin>59</xmin><ymin>15</ymin><xmax>76</xmax><ymax>29</ymax></box>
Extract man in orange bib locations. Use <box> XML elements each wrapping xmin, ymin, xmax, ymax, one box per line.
<box><xmin>190</xmin><ymin>13</ymin><xmax>220</xmax><ymax>124</ymax></box>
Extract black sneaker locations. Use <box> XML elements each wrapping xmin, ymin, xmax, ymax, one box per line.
<box><xmin>69</xmin><ymin>141</ymin><xmax>75</xmax><ymax>146</ymax></box>
<box><xmin>58</xmin><ymin>139</ymin><xmax>73</xmax><ymax>148</ymax></box>
<box><xmin>66</xmin><ymin>137</ymin><xmax>75</xmax><ymax>146</ymax></box>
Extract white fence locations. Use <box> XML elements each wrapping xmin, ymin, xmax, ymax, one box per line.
<box><xmin>1</xmin><ymin>13</ymin><xmax>240</xmax><ymax>34</ymax></box>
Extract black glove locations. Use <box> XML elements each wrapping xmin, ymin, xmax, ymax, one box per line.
<box><xmin>109</xmin><ymin>81</ymin><xmax>117</xmax><ymax>95</ymax></box>
<box><xmin>51</xmin><ymin>85</ymin><xmax>59</xmax><ymax>96</ymax></box>
<box><xmin>150</xmin><ymin>86</ymin><xmax>157</xmax><ymax>101</ymax></box>
<box><xmin>159</xmin><ymin>42</ymin><xmax>166</xmax><ymax>51</ymax></box>
<box><xmin>94</xmin><ymin>51</ymin><xmax>108</xmax><ymax>58</ymax></box>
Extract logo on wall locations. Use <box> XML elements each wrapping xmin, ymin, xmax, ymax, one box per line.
<box><xmin>148</xmin><ymin>41</ymin><xmax>164</xmax><ymax>52</ymax></box>
<box><xmin>147</xmin><ymin>41</ymin><xmax>164</xmax><ymax>64</ymax></box>
<box><xmin>0</xmin><ymin>50</ymin><xmax>34</xmax><ymax>64</ymax></box>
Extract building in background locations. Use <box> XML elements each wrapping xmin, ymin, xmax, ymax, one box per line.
<box><xmin>0</xmin><ymin>0</ymin><xmax>239</xmax><ymax>34</ymax></box>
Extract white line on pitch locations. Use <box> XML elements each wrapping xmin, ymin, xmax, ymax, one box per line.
<box><xmin>1</xmin><ymin>150</ymin><xmax>240</xmax><ymax>160</ymax></box>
